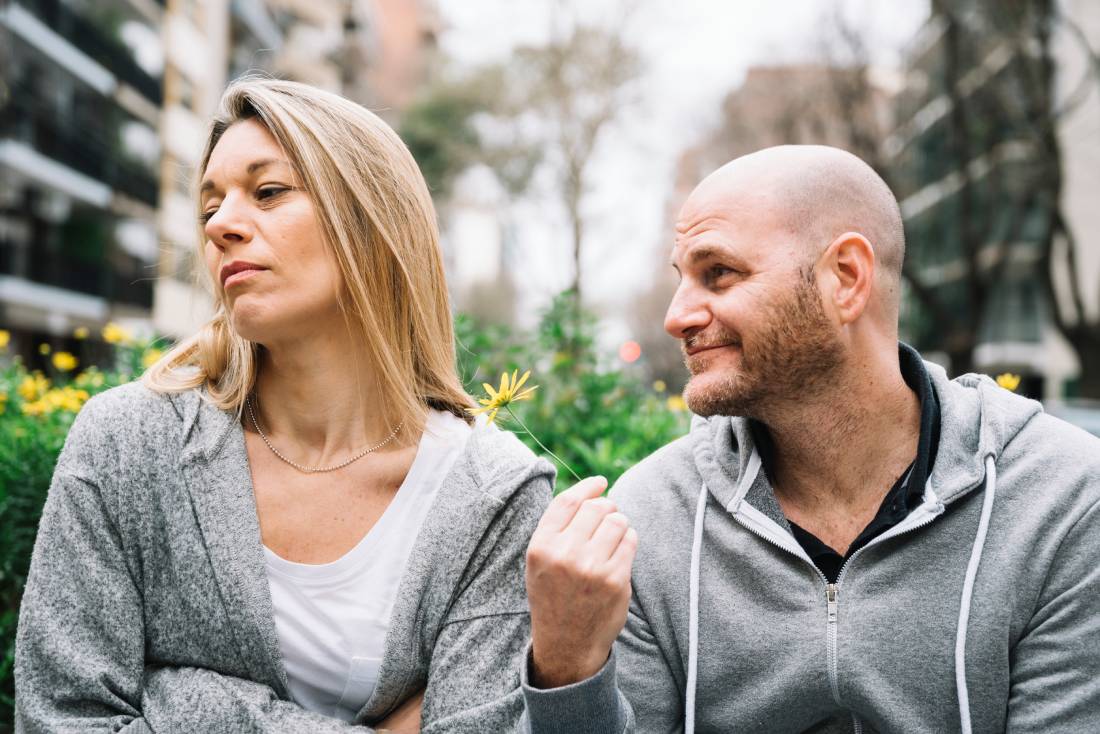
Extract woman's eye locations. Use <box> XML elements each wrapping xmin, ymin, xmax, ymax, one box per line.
<box><xmin>199</xmin><ymin>209</ymin><xmax>218</xmax><ymax>223</ymax></box>
<box><xmin>256</xmin><ymin>186</ymin><xmax>287</xmax><ymax>201</ymax></box>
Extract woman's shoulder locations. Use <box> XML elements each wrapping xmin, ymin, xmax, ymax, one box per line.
<box><xmin>456</xmin><ymin>420</ymin><xmax>557</xmax><ymax>504</ymax></box>
<box><xmin>78</xmin><ymin>381</ymin><xmax>194</xmax><ymax>431</ymax></box>
<box><xmin>64</xmin><ymin>383</ymin><xmax>200</xmax><ymax>469</ymax></box>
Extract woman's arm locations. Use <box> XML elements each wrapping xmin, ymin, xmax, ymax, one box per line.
<box><xmin>15</xmin><ymin>419</ymin><xmax>150</xmax><ymax>732</ymax></box>
<box><xmin>417</xmin><ymin>470</ymin><xmax>553</xmax><ymax>733</ymax></box>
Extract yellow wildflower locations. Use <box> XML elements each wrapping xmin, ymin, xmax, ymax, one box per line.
<box><xmin>469</xmin><ymin>367</ymin><xmax>580</xmax><ymax>482</ymax></box>
<box><xmin>0</xmin><ymin>392</ymin><xmax>7</xmax><ymax>415</ymax></box>
<box><xmin>469</xmin><ymin>369</ymin><xmax>538</xmax><ymax>425</ymax></box>
<box><xmin>0</xmin><ymin>329</ymin><xmax>9</xmax><ymax>349</ymax></box>
<box><xmin>141</xmin><ymin>348</ymin><xmax>164</xmax><ymax>369</ymax></box>
<box><xmin>995</xmin><ymin>373</ymin><xmax>1021</xmax><ymax>392</ymax></box>
<box><xmin>21</xmin><ymin>399</ymin><xmax>48</xmax><ymax>417</ymax></box>
<box><xmin>52</xmin><ymin>351</ymin><xmax>79</xmax><ymax>372</ymax></box>
<box><xmin>667</xmin><ymin>395</ymin><xmax>687</xmax><ymax>412</ymax></box>
<box><xmin>653</xmin><ymin>380</ymin><xmax>667</xmax><ymax>393</ymax></box>
<box><xmin>74</xmin><ymin>326</ymin><xmax>89</xmax><ymax>339</ymax></box>
<box><xmin>102</xmin><ymin>322</ymin><xmax>133</xmax><ymax>344</ymax></box>
<box><xmin>75</xmin><ymin>368</ymin><xmax>106</xmax><ymax>388</ymax></box>
<box><xmin>38</xmin><ymin>343</ymin><xmax>51</xmax><ymax>355</ymax></box>
<box><xmin>23</xmin><ymin>386</ymin><xmax>89</xmax><ymax>416</ymax></box>
<box><xmin>18</xmin><ymin>372</ymin><xmax>50</xmax><ymax>401</ymax></box>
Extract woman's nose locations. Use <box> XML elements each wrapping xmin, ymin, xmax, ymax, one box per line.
<box><xmin>204</xmin><ymin>195</ymin><xmax>254</xmax><ymax>250</ymax></box>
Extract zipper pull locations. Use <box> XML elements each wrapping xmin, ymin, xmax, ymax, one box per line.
<box><xmin>826</xmin><ymin>584</ymin><xmax>838</xmax><ymax>622</ymax></box>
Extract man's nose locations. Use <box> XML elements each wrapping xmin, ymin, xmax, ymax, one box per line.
<box><xmin>205</xmin><ymin>194</ymin><xmax>255</xmax><ymax>251</ymax></box>
<box><xmin>664</xmin><ymin>284</ymin><xmax>710</xmax><ymax>339</ymax></box>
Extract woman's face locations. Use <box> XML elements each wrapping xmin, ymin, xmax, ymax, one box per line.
<box><xmin>200</xmin><ymin>119</ymin><xmax>342</xmax><ymax>344</ymax></box>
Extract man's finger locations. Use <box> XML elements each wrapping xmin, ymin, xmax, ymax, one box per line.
<box><xmin>561</xmin><ymin>496</ymin><xmax>618</xmax><ymax>543</ymax></box>
<box><xmin>588</xmin><ymin>512</ymin><xmax>631</xmax><ymax>561</ymax></box>
<box><xmin>607</xmin><ymin>526</ymin><xmax>639</xmax><ymax>575</ymax></box>
<box><xmin>536</xmin><ymin>476</ymin><xmax>608</xmax><ymax>533</ymax></box>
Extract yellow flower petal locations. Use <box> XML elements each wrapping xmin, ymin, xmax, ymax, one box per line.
<box><xmin>515</xmin><ymin>386</ymin><xmax>539</xmax><ymax>401</ymax></box>
<box><xmin>483</xmin><ymin>382</ymin><xmax>499</xmax><ymax>400</ymax></box>
<box><xmin>514</xmin><ymin>370</ymin><xmax>531</xmax><ymax>392</ymax></box>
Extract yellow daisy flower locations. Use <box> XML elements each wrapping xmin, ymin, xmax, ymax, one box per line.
<box><xmin>0</xmin><ymin>329</ymin><xmax>10</xmax><ymax>350</ymax></box>
<box><xmin>102</xmin><ymin>322</ymin><xmax>133</xmax><ymax>345</ymax></box>
<box><xmin>38</xmin><ymin>343</ymin><xmax>51</xmax><ymax>355</ymax></box>
<box><xmin>74</xmin><ymin>326</ymin><xmax>89</xmax><ymax>339</ymax></box>
<box><xmin>469</xmin><ymin>369</ymin><xmax>538</xmax><ymax>425</ymax></box>
<box><xmin>52</xmin><ymin>351</ymin><xmax>79</xmax><ymax>372</ymax></box>
<box><xmin>995</xmin><ymin>373</ymin><xmax>1021</xmax><ymax>392</ymax></box>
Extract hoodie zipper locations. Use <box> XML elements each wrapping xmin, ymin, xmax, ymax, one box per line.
<box><xmin>729</xmin><ymin>493</ymin><xmax>945</xmax><ymax>719</ymax></box>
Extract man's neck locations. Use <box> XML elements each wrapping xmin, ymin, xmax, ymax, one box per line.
<box><xmin>761</xmin><ymin>352</ymin><xmax>922</xmax><ymax>553</ymax></box>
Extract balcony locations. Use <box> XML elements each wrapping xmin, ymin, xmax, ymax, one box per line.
<box><xmin>0</xmin><ymin>210</ymin><xmax>154</xmax><ymax>309</ymax></box>
<box><xmin>14</xmin><ymin>0</ymin><xmax>163</xmax><ymax>105</ymax></box>
<box><xmin>0</xmin><ymin>92</ymin><xmax>159</xmax><ymax>207</ymax></box>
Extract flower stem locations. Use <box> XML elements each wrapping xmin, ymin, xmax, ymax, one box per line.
<box><xmin>504</xmin><ymin>405</ymin><xmax>582</xmax><ymax>482</ymax></box>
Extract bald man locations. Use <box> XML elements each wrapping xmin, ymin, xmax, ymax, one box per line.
<box><xmin>520</xmin><ymin>146</ymin><xmax>1100</xmax><ymax>733</ymax></box>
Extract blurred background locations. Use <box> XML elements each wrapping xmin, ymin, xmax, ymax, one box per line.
<box><xmin>1</xmin><ymin>0</ymin><xmax>1098</xmax><ymax>408</ymax></box>
<box><xmin>1</xmin><ymin>1</ymin><xmax>1099</xmax><ymax>716</ymax></box>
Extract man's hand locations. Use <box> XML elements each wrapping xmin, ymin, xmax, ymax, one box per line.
<box><xmin>377</xmin><ymin>688</ymin><xmax>423</xmax><ymax>733</ymax></box>
<box><xmin>525</xmin><ymin>476</ymin><xmax>638</xmax><ymax>689</ymax></box>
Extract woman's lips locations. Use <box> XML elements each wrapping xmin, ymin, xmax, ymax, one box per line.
<box><xmin>223</xmin><ymin>268</ymin><xmax>264</xmax><ymax>288</ymax></box>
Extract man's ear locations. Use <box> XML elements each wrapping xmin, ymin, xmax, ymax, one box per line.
<box><xmin>821</xmin><ymin>231</ymin><xmax>875</xmax><ymax>326</ymax></box>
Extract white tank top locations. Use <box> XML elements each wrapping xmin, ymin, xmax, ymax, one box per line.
<box><xmin>263</xmin><ymin>410</ymin><xmax>472</xmax><ymax>721</ymax></box>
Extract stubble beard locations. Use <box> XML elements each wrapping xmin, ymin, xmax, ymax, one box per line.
<box><xmin>681</xmin><ymin>273</ymin><xmax>845</xmax><ymax>419</ymax></box>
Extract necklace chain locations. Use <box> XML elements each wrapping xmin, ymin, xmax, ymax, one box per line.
<box><xmin>246</xmin><ymin>396</ymin><xmax>403</xmax><ymax>474</ymax></box>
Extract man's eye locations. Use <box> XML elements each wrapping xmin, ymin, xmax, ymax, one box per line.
<box><xmin>707</xmin><ymin>265</ymin><xmax>734</xmax><ymax>281</ymax></box>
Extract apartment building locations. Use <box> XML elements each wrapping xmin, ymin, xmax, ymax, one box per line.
<box><xmin>887</xmin><ymin>0</ymin><xmax>1100</xmax><ymax>399</ymax></box>
<box><xmin>1</xmin><ymin>0</ymin><xmax>164</xmax><ymax>365</ymax></box>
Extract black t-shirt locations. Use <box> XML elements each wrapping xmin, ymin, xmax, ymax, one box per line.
<box><xmin>752</xmin><ymin>344</ymin><xmax>941</xmax><ymax>583</ymax></box>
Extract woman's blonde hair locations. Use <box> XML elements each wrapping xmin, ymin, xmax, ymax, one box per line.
<box><xmin>143</xmin><ymin>77</ymin><xmax>472</xmax><ymax>434</ymax></box>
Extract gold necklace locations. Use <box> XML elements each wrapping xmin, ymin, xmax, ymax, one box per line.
<box><xmin>246</xmin><ymin>396</ymin><xmax>403</xmax><ymax>474</ymax></box>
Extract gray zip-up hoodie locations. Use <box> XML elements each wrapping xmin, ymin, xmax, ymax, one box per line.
<box><xmin>15</xmin><ymin>382</ymin><xmax>554</xmax><ymax>733</ymax></box>
<box><xmin>523</xmin><ymin>362</ymin><xmax>1100</xmax><ymax>733</ymax></box>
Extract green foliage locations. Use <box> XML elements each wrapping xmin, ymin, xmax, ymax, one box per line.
<box><xmin>457</xmin><ymin>292</ymin><xmax>690</xmax><ymax>489</ymax></box>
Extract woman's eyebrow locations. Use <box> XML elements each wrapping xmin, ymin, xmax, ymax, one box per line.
<box><xmin>199</xmin><ymin>158</ymin><xmax>290</xmax><ymax>195</ymax></box>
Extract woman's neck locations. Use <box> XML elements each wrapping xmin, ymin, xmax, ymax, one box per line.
<box><xmin>250</xmin><ymin>327</ymin><xmax>397</xmax><ymax>464</ymax></box>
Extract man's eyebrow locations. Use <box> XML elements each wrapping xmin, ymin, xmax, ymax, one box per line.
<box><xmin>199</xmin><ymin>158</ymin><xmax>289</xmax><ymax>194</ymax></box>
<box><xmin>679</xmin><ymin>245</ymin><xmax>730</xmax><ymax>266</ymax></box>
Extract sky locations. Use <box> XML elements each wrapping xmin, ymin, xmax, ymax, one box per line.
<box><xmin>436</xmin><ymin>0</ymin><xmax>930</xmax><ymax>339</ymax></box>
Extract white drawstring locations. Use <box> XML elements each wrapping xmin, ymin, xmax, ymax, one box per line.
<box><xmin>955</xmin><ymin>455</ymin><xmax>998</xmax><ymax>734</ymax></box>
<box><xmin>685</xmin><ymin>484</ymin><xmax>708</xmax><ymax>734</ymax></box>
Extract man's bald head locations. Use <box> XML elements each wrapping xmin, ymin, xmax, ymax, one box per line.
<box><xmin>689</xmin><ymin>145</ymin><xmax>905</xmax><ymax>311</ymax></box>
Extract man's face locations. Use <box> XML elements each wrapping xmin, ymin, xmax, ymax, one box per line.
<box><xmin>665</xmin><ymin>190</ymin><xmax>844</xmax><ymax>419</ymax></box>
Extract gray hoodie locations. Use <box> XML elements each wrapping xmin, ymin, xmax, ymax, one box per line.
<box><xmin>16</xmin><ymin>382</ymin><xmax>554</xmax><ymax>733</ymax></box>
<box><xmin>523</xmin><ymin>362</ymin><xmax>1100</xmax><ymax>733</ymax></box>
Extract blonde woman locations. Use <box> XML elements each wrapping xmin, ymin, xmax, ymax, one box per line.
<box><xmin>15</xmin><ymin>79</ymin><xmax>553</xmax><ymax>732</ymax></box>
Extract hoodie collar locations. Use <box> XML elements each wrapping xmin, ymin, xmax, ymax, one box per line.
<box><xmin>692</xmin><ymin>349</ymin><xmax>1044</xmax><ymax>514</ymax></box>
